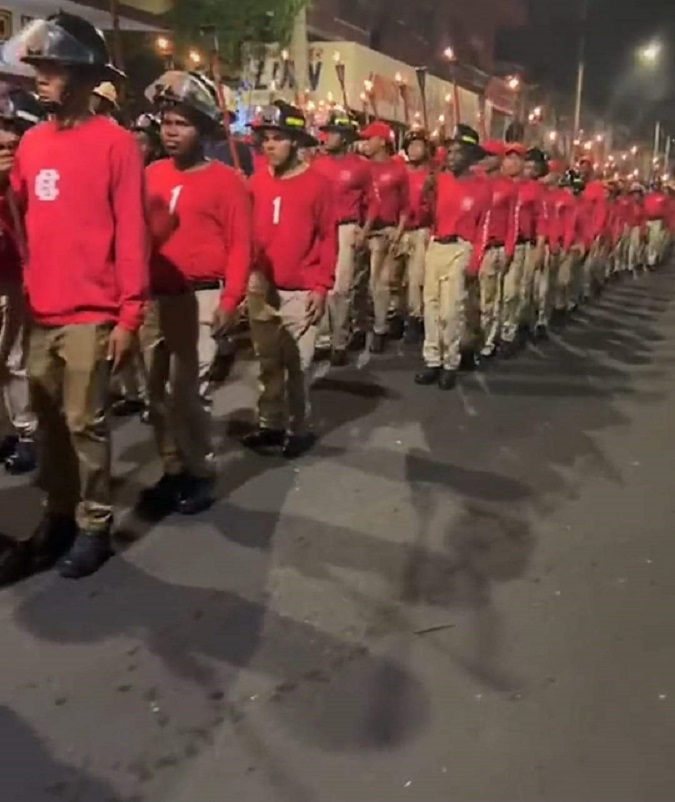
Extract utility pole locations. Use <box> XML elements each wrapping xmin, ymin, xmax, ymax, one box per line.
<box><xmin>653</xmin><ymin>120</ymin><xmax>661</xmax><ymax>165</ymax></box>
<box><xmin>289</xmin><ymin>5</ymin><xmax>309</xmax><ymax>103</ymax></box>
<box><xmin>572</xmin><ymin>0</ymin><xmax>589</xmax><ymax>154</ymax></box>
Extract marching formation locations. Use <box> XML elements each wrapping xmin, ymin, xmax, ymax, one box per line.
<box><xmin>0</xmin><ymin>12</ymin><xmax>673</xmax><ymax>584</ymax></box>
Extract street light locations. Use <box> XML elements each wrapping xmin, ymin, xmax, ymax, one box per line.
<box><xmin>506</xmin><ymin>75</ymin><xmax>520</xmax><ymax>91</ymax></box>
<box><xmin>639</xmin><ymin>41</ymin><xmax>662</xmax><ymax>64</ymax></box>
<box><xmin>443</xmin><ymin>46</ymin><xmax>456</xmax><ymax>62</ymax></box>
<box><xmin>188</xmin><ymin>49</ymin><xmax>202</xmax><ymax>67</ymax></box>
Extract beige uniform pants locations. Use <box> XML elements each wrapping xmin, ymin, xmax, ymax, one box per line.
<box><xmin>398</xmin><ymin>228</ymin><xmax>430</xmax><ymax>320</ymax></box>
<box><xmin>0</xmin><ymin>282</ymin><xmax>36</xmax><ymax>439</ymax></box>
<box><xmin>556</xmin><ymin>250</ymin><xmax>579</xmax><ymax>312</ymax></box>
<box><xmin>628</xmin><ymin>226</ymin><xmax>644</xmax><ymax>273</ymax></box>
<box><xmin>501</xmin><ymin>244</ymin><xmax>525</xmax><ymax>343</ymax></box>
<box><xmin>647</xmin><ymin>220</ymin><xmax>664</xmax><ymax>267</ymax></box>
<box><xmin>479</xmin><ymin>246</ymin><xmax>507</xmax><ymax>355</ymax></box>
<box><xmin>368</xmin><ymin>227</ymin><xmax>396</xmax><ymax>335</ymax></box>
<box><xmin>422</xmin><ymin>239</ymin><xmax>472</xmax><ymax>370</ymax></box>
<box><xmin>140</xmin><ymin>290</ymin><xmax>218</xmax><ymax>480</ymax></box>
<box><xmin>248</xmin><ymin>273</ymin><xmax>317</xmax><ymax>435</ymax></box>
<box><xmin>327</xmin><ymin>223</ymin><xmax>358</xmax><ymax>351</ymax></box>
<box><xmin>535</xmin><ymin>249</ymin><xmax>558</xmax><ymax>327</ymax></box>
<box><xmin>29</xmin><ymin>323</ymin><xmax>112</xmax><ymax>532</ymax></box>
<box><xmin>518</xmin><ymin>243</ymin><xmax>541</xmax><ymax>330</ymax></box>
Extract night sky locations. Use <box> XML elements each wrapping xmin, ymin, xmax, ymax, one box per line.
<box><xmin>499</xmin><ymin>0</ymin><xmax>675</xmax><ymax>137</ymax></box>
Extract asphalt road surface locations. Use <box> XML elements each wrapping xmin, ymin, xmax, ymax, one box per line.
<box><xmin>3</xmin><ymin>265</ymin><xmax>675</xmax><ymax>802</ymax></box>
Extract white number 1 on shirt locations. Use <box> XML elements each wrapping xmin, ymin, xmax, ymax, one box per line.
<box><xmin>272</xmin><ymin>196</ymin><xmax>282</xmax><ymax>225</ymax></box>
<box><xmin>169</xmin><ymin>185</ymin><xmax>183</xmax><ymax>214</ymax></box>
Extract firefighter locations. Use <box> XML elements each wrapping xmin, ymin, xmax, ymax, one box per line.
<box><xmin>2</xmin><ymin>13</ymin><xmax>147</xmax><ymax>580</ymax></box>
<box><xmin>399</xmin><ymin>126</ymin><xmax>433</xmax><ymax>344</ymax></box>
<box><xmin>415</xmin><ymin>125</ymin><xmax>490</xmax><ymax>390</ymax></box>
<box><xmin>578</xmin><ymin>156</ymin><xmax>609</xmax><ymax>299</ymax></box>
<box><xmin>0</xmin><ymin>88</ymin><xmax>45</xmax><ymax>477</ymax></box>
<box><xmin>359</xmin><ymin>120</ymin><xmax>409</xmax><ymax>353</ymax></box>
<box><xmin>555</xmin><ymin>169</ymin><xmax>586</xmax><ymax>317</ymax></box>
<box><xmin>539</xmin><ymin>159</ymin><xmax>567</xmax><ymax>331</ymax></box>
<box><xmin>626</xmin><ymin>182</ymin><xmax>648</xmax><ymax>277</ymax></box>
<box><xmin>244</xmin><ymin>101</ymin><xmax>336</xmax><ymax>458</ymax></box>
<box><xmin>90</xmin><ymin>81</ymin><xmax>119</xmax><ymax>119</ymax></box>
<box><xmin>475</xmin><ymin>140</ymin><xmax>518</xmax><ymax>359</ymax></box>
<box><xmin>644</xmin><ymin>179</ymin><xmax>668</xmax><ymax>268</ymax></box>
<box><xmin>140</xmin><ymin>70</ymin><xmax>251</xmax><ymax>517</ymax></box>
<box><xmin>312</xmin><ymin>110</ymin><xmax>369</xmax><ymax>366</ymax></box>
<box><xmin>131</xmin><ymin>113</ymin><xmax>162</xmax><ymax>165</ymax></box>
<box><xmin>517</xmin><ymin>148</ymin><xmax>548</xmax><ymax>339</ymax></box>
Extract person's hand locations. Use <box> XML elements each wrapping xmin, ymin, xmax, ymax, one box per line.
<box><xmin>354</xmin><ymin>228</ymin><xmax>368</xmax><ymax>251</ymax></box>
<box><xmin>305</xmin><ymin>291</ymin><xmax>326</xmax><ymax>326</ymax></box>
<box><xmin>389</xmin><ymin>227</ymin><xmax>404</xmax><ymax>246</ymax></box>
<box><xmin>212</xmin><ymin>306</ymin><xmax>237</xmax><ymax>337</ymax></box>
<box><xmin>107</xmin><ymin>325</ymin><xmax>134</xmax><ymax>372</ymax></box>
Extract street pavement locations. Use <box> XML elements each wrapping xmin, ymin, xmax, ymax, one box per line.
<box><xmin>3</xmin><ymin>265</ymin><xmax>675</xmax><ymax>802</ymax></box>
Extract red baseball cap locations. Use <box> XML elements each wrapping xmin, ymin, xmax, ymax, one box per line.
<box><xmin>505</xmin><ymin>142</ymin><xmax>527</xmax><ymax>156</ymax></box>
<box><xmin>360</xmin><ymin>121</ymin><xmax>395</xmax><ymax>143</ymax></box>
<box><xmin>482</xmin><ymin>140</ymin><xmax>506</xmax><ymax>157</ymax></box>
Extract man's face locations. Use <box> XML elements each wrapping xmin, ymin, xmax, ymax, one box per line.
<box><xmin>503</xmin><ymin>152</ymin><xmax>524</xmax><ymax>178</ymax></box>
<box><xmin>324</xmin><ymin>131</ymin><xmax>344</xmax><ymax>153</ymax></box>
<box><xmin>407</xmin><ymin>139</ymin><xmax>427</xmax><ymax>164</ymax></box>
<box><xmin>0</xmin><ymin>125</ymin><xmax>20</xmax><ymax>169</ymax></box>
<box><xmin>524</xmin><ymin>159</ymin><xmax>540</xmax><ymax>180</ymax></box>
<box><xmin>447</xmin><ymin>142</ymin><xmax>469</xmax><ymax>174</ymax></box>
<box><xmin>361</xmin><ymin>135</ymin><xmax>385</xmax><ymax>158</ymax></box>
<box><xmin>481</xmin><ymin>153</ymin><xmax>502</xmax><ymax>174</ymax></box>
<box><xmin>160</xmin><ymin>109</ymin><xmax>200</xmax><ymax>158</ymax></box>
<box><xmin>34</xmin><ymin>63</ymin><xmax>70</xmax><ymax>107</ymax></box>
<box><xmin>261</xmin><ymin>129</ymin><xmax>294</xmax><ymax>167</ymax></box>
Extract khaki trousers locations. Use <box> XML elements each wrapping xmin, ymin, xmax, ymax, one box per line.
<box><xmin>518</xmin><ymin>243</ymin><xmax>541</xmax><ymax>329</ymax></box>
<box><xmin>140</xmin><ymin>291</ymin><xmax>217</xmax><ymax>480</ymax></box>
<box><xmin>399</xmin><ymin>228</ymin><xmax>430</xmax><ymax>320</ymax></box>
<box><xmin>248</xmin><ymin>274</ymin><xmax>317</xmax><ymax>435</ymax></box>
<box><xmin>535</xmin><ymin>249</ymin><xmax>558</xmax><ymax>327</ymax></box>
<box><xmin>647</xmin><ymin>220</ymin><xmax>664</xmax><ymax>267</ymax></box>
<box><xmin>501</xmin><ymin>244</ymin><xmax>525</xmax><ymax>343</ymax></box>
<box><xmin>29</xmin><ymin>323</ymin><xmax>112</xmax><ymax>532</ymax></box>
<box><xmin>628</xmin><ymin>226</ymin><xmax>644</xmax><ymax>273</ymax></box>
<box><xmin>327</xmin><ymin>223</ymin><xmax>358</xmax><ymax>351</ymax></box>
<box><xmin>479</xmin><ymin>246</ymin><xmax>507</xmax><ymax>355</ymax></box>
<box><xmin>556</xmin><ymin>250</ymin><xmax>578</xmax><ymax>311</ymax></box>
<box><xmin>0</xmin><ymin>283</ymin><xmax>36</xmax><ymax>439</ymax></box>
<box><xmin>422</xmin><ymin>239</ymin><xmax>472</xmax><ymax>370</ymax></box>
<box><xmin>368</xmin><ymin>228</ymin><xmax>396</xmax><ymax>335</ymax></box>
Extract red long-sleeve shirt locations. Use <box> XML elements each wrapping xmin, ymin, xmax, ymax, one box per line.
<box><xmin>0</xmin><ymin>190</ymin><xmax>22</xmax><ymax>284</ymax></box>
<box><xmin>367</xmin><ymin>158</ymin><xmax>409</xmax><ymax>228</ymax></box>
<box><xmin>145</xmin><ymin>159</ymin><xmax>251</xmax><ymax>313</ymax></box>
<box><xmin>482</xmin><ymin>175</ymin><xmax>517</xmax><ymax>257</ymax></box>
<box><xmin>546</xmin><ymin>189</ymin><xmax>583</xmax><ymax>253</ymax></box>
<box><xmin>311</xmin><ymin>153</ymin><xmax>370</xmax><ymax>225</ymax></box>
<box><xmin>581</xmin><ymin>179</ymin><xmax>608</xmax><ymax>243</ymax></box>
<box><xmin>406</xmin><ymin>166</ymin><xmax>432</xmax><ymax>229</ymax></box>
<box><xmin>249</xmin><ymin>166</ymin><xmax>336</xmax><ymax>296</ymax></box>
<box><xmin>515</xmin><ymin>178</ymin><xmax>546</xmax><ymax>243</ymax></box>
<box><xmin>644</xmin><ymin>191</ymin><xmax>668</xmax><ymax>221</ymax></box>
<box><xmin>11</xmin><ymin>116</ymin><xmax>147</xmax><ymax>331</ymax></box>
<box><xmin>432</xmin><ymin>172</ymin><xmax>491</xmax><ymax>275</ymax></box>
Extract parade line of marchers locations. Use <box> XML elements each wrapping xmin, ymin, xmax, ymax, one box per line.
<box><xmin>0</xmin><ymin>12</ymin><xmax>672</xmax><ymax>582</ymax></box>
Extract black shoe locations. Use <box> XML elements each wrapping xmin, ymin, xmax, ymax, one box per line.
<box><xmin>177</xmin><ymin>475</ymin><xmax>215</xmax><ymax>516</ymax></box>
<box><xmin>0</xmin><ymin>435</ymin><xmax>18</xmax><ymax>463</ymax></box>
<box><xmin>313</xmin><ymin>346</ymin><xmax>331</xmax><ymax>362</ymax></box>
<box><xmin>415</xmin><ymin>366</ymin><xmax>441</xmax><ymax>385</ymax></box>
<box><xmin>403</xmin><ymin>318</ymin><xmax>424</xmax><ymax>345</ymax></box>
<box><xmin>534</xmin><ymin>324</ymin><xmax>549</xmax><ymax>341</ymax></box>
<box><xmin>388</xmin><ymin>316</ymin><xmax>405</xmax><ymax>341</ymax></box>
<box><xmin>348</xmin><ymin>331</ymin><xmax>367</xmax><ymax>352</ymax></box>
<box><xmin>438</xmin><ymin>369</ymin><xmax>457</xmax><ymax>391</ymax></box>
<box><xmin>498</xmin><ymin>340</ymin><xmax>518</xmax><ymax>360</ymax></box>
<box><xmin>282</xmin><ymin>432</ymin><xmax>316</xmax><ymax>460</ymax></box>
<box><xmin>110</xmin><ymin>398</ymin><xmax>146</xmax><ymax>418</ymax></box>
<box><xmin>4</xmin><ymin>438</ymin><xmax>36</xmax><ymax>475</ymax></box>
<box><xmin>28</xmin><ymin>515</ymin><xmax>78</xmax><ymax>573</ymax></box>
<box><xmin>330</xmin><ymin>349</ymin><xmax>348</xmax><ymax>367</ymax></box>
<box><xmin>241</xmin><ymin>427</ymin><xmax>285</xmax><ymax>456</ymax></box>
<box><xmin>0</xmin><ymin>534</ymin><xmax>30</xmax><ymax>586</ymax></box>
<box><xmin>459</xmin><ymin>351</ymin><xmax>479</xmax><ymax>372</ymax></box>
<box><xmin>136</xmin><ymin>473</ymin><xmax>185</xmax><ymax>520</ymax></box>
<box><xmin>370</xmin><ymin>333</ymin><xmax>386</xmax><ymax>354</ymax></box>
<box><xmin>58</xmin><ymin>531</ymin><xmax>113</xmax><ymax>579</ymax></box>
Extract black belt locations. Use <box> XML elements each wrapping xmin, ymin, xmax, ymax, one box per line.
<box><xmin>487</xmin><ymin>241</ymin><xmax>505</xmax><ymax>250</ymax></box>
<box><xmin>435</xmin><ymin>235</ymin><xmax>461</xmax><ymax>244</ymax></box>
<box><xmin>337</xmin><ymin>219</ymin><xmax>360</xmax><ymax>226</ymax></box>
<box><xmin>191</xmin><ymin>280</ymin><xmax>221</xmax><ymax>292</ymax></box>
<box><xmin>517</xmin><ymin>237</ymin><xmax>536</xmax><ymax>246</ymax></box>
